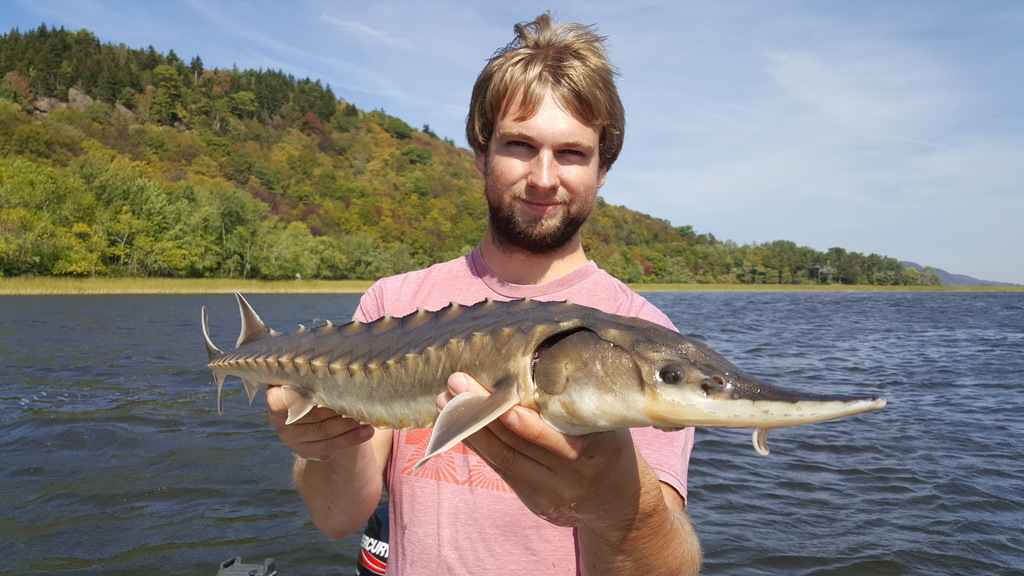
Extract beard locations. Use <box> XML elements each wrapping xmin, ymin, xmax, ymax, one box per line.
<box><xmin>485</xmin><ymin>185</ymin><xmax>595</xmax><ymax>255</ymax></box>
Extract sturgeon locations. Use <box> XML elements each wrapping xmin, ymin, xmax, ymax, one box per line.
<box><xmin>203</xmin><ymin>293</ymin><xmax>885</xmax><ymax>467</ymax></box>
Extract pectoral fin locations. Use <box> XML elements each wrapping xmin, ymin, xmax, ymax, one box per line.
<box><xmin>415</xmin><ymin>378</ymin><xmax>520</xmax><ymax>470</ymax></box>
<box><xmin>282</xmin><ymin>385</ymin><xmax>317</xmax><ymax>425</ymax></box>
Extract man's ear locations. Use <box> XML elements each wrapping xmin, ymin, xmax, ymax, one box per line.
<box><xmin>597</xmin><ymin>165</ymin><xmax>608</xmax><ymax>189</ymax></box>
<box><xmin>474</xmin><ymin>148</ymin><xmax>487</xmax><ymax>175</ymax></box>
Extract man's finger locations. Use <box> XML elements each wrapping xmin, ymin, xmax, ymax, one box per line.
<box><xmin>498</xmin><ymin>406</ymin><xmax>586</xmax><ymax>461</ymax></box>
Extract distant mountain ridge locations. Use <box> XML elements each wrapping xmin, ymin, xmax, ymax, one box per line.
<box><xmin>901</xmin><ymin>262</ymin><xmax>1020</xmax><ymax>287</ymax></box>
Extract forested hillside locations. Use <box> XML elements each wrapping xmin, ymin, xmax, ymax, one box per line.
<box><xmin>0</xmin><ymin>24</ymin><xmax>936</xmax><ymax>285</ymax></box>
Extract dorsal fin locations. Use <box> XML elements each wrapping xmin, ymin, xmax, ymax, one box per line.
<box><xmin>234</xmin><ymin>292</ymin><xmax>272</xmax><ymax>348</ymax></box>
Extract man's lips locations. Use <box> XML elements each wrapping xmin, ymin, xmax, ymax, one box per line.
<box><xmin>520</xmin><ymin>198</ymin><xmax>561</xmax><ymax>214</ymax></box>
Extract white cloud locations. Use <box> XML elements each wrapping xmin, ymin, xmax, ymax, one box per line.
<box><xmin>318</xmin><ymin>15</ymin><xmax>413</xmax><ymax>50</ymax></box>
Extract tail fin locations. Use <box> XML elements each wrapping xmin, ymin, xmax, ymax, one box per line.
<box><xmin>206</xmin><ymin>293</ymin><xmax>283</xmax><ymax>416</ymax></box>
<box><xmin>202</xmin><ymin>306</ymin><xmax>223</xmax><ymax>361</ymax></box>
<box><xmin>201</xmin><ymin>306</ymin><xmax>229</xmax><ymax>414</ymax></box>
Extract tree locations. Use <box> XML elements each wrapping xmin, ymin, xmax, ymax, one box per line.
<box><xmin>189</xmin><ymin>56</ymin><xmax>204</xmax><ymax>84</ymax></box>
<box><xmin>149</xmin><ymin>64</ymin><xmax>185</xmax><ymax>125</ymax></box>
<box><xmin>228</xmin><ymin>91</ymin><xmax>258</xmax><ymax>120</ymax></box>
<box><xmin>300</xmin><ymin>111</ymin><xmax>325</xmax><ymax>136</ymax></box>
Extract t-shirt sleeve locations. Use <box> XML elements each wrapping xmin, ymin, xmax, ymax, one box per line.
<box><xmin>354</xmin><ymin>280</ymin><xmax>386</xmax><ymax>323</ymax></box>
<box><xmin>621</xmin><ymin>292</ymin><xmax>678</xmax><ymax>332</ymax></box>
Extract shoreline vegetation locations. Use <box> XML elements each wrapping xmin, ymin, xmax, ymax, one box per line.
<box><xmin>1</xmin><ymin>277</ymin><xmax>1019</xmax><ymax>296</ymax></box>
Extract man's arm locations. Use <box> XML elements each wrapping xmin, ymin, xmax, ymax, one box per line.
<box><xmin>441</xmin><ymin>373</ymin><xmax>702</xmax><ymax>575</ymax></box>
<box><xmin>266</xmin><ymin>386</ymin><xmax>392</xmax><ymax>539</ymax></box>
<box><xmin>576</xmin><ymin>456</ymin><xmax>702</xmax><ymax>575</ymax></box>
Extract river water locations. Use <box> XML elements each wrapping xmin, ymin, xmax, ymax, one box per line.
<box><xmin>1</xmin><ymin>291</ymin><xmax>1021</xmax><ymax>575</ymax></box>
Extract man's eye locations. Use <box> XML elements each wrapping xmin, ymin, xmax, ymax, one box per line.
<box><xmin>560</xmin><ymin>149</ymin><xmax>591</xmax><ymax>162</ymax></box>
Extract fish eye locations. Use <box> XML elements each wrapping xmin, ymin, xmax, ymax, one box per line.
<box><xmin>658</xmin><ymin>364</ymin><xmax>684</xmax><ymax>385</ymax></box>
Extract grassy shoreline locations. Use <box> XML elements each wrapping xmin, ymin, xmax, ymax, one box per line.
<box><xmin>1</xmin><ymin>276</ymin><xmax>1019</xmax><ymax>295</ymax></box>
<box><xmin>0</xmin><ymin>277</ymin><xmax>375</xmax><ymax>295</ymax></box>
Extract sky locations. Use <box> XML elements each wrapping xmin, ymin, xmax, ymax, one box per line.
<box><xmin>4</xmin><ymin>0</ymin><xmax>1023</xmax><ymax>284</ymax></box>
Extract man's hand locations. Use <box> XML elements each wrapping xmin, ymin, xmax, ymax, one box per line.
<box><xmin>438</xmin><ymin>373</ymin><xmax>655</xmax><ymax>531</ymax></box>
<box><xmin>266</xmin><ymin>385</ymin><xmax>375</xmax><ymax>461</ymax></box>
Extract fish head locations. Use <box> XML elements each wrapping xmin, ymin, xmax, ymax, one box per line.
<box><xmin>531</xmin><ymin>317</ymin><xmax>886</xmax><ymax>451</ymax></box>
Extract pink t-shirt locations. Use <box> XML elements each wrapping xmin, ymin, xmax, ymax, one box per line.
<box><xmin>354</xmin><ymin>247</ymin><xmax>694</xmax><ymax>575</ymax></box>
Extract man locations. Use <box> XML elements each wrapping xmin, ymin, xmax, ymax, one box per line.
<box><xmin>266</xmin><ymin>13</ymin><xmax>701</xmax><ymax>575</ymax></box>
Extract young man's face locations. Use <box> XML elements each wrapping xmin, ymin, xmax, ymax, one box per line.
<box><xmin>476</xmin><ymin>90</ymin><xmax>608</xmax><ymax>254</ymax></box>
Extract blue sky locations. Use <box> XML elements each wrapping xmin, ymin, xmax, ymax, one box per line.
<box><xmin>4</xmin><ymin>0</ymin><xmax>1023</xmax><ymax>284</ymax></box>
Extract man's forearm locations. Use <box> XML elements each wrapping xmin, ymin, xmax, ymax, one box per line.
<box><xmin>292</xmin><ymin>434</ymin><xmax>390</xmax><ymax>539</ymax></box>
<box><xmin>578</xmin><ymin>467</ymin><xmax>702</xmax><ymax>576</ymax></box>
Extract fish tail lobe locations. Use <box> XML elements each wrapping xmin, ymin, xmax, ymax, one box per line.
<box><xmin>202</xmin><ymin>306</ymin><xmax>223</xmax><ymax>361</ymax></box>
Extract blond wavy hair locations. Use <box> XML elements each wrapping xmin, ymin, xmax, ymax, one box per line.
<box><xmin>466</xmin><ymin>13</ymin><xmax>625</xmax><ymax>170</ymax></box>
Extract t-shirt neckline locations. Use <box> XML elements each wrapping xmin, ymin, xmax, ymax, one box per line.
<box><xmin>468</xmin><ymin>245</ymin><xmax>598</xmax><ymax>299</ymax></box>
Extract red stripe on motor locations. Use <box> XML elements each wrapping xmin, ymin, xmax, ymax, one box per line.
<box><xmin>360</xmin><ymin>548</ymin><xmax>387</xmax><ymax>575</ymax></box>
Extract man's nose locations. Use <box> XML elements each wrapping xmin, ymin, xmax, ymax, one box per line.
<box><xmin>526</xmin><ymin>151</ymin><xmax>559</xmax><ymax>191</ymax></box>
